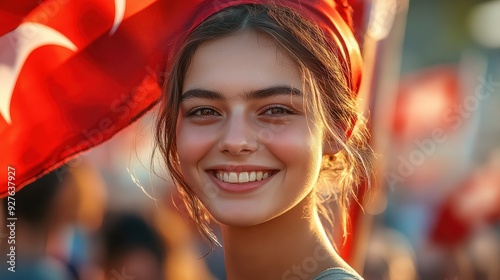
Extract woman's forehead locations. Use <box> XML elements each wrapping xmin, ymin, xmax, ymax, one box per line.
<box><xmin>182</xmin><ymin>30</ymin><xmax>302</xmax><ymax>96</ymax></box>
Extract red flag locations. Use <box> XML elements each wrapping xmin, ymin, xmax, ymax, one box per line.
<box><xmin>0</xmin><ymin>0</ymin><xmax>202</xmax><ymax>196</ymax></box>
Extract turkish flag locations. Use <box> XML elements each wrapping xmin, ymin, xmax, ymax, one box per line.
<box><xmin>0</xmin><ymin>0</ymin><xmax>202</xmax><ymax>197</ymax></box>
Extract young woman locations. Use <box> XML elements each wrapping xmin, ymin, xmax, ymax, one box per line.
<box><xmin>154</xmin><ymin>1</ymin><xmax>373</xmax><ymax>279</ymax></box>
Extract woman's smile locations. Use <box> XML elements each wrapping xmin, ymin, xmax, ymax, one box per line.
<box><xmin>214</xmin><ymin>170</ymin><xmax>274</xmax><ymax>183</ymax></box>
<box><xmin>208</xmin><ymin>169</ymin><xmax>279</xmax><ymax>193</ymax></box>
<box><xmin>204</xmin><ymin>164</ymin><xmax>281</xmax><ymax>193</ymax></box>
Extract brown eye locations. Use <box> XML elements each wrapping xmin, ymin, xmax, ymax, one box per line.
<box><xmin>198</xmin><ymin>108</ymin><xmax>217</xmax><ymax>115</ymax></box>
<box><xmin>269</xmin><ymin>108</ymin><xmax>285</xmax><ymax>114</ymax></box>
<box><xmin>262</xmin><ymin>105</ymin><xmax>294</xmax><ymax>116</ymax></box>
<box><xmin>188</xmin><ymin>107</ymin><xmax>221</xmax><ymax>117</ymax></box>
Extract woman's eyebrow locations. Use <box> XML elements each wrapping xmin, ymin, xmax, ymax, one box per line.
<box><xmin>181</xmin><ymin>89</ymin><xmax>224</xmax><ymax>101</ymax></box>
<box><xmin>244</xmin><ymin>86</ymin><xmax>303</xmax><ymax>100</ymax></box>
<box><xmin>181</xmin><ymin>85</ymin><xmax>302</xmax><ymax>101</ymax></box>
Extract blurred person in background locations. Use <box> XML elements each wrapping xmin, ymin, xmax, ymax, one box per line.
<box><xmin>0</xmin><ymin>166</ymin><xmax>78</xmax><ymax>280</ymax></box>
<box><xmin>95</xmin><ymin>205</ymin><xmax>217</xmax><ymax>280</ymax></box>
<box><xmin>430</xmin><ymin>149</ymin><xmax>500</xmax><ymax>280</ymax></box>
<box><xmin>363</xmin><ymin>227</ymin><xmax>418</xmax><ymax>280</ymax></box>
<box><xmin>56</xmin><ymin>160</ymin><xmax>108</xmax><ymax>280</ymax></box>
<box><xmin>0</xmin><ymin>160</ymin><xmax>109</xmax><ymax>280</ymax></box>
<box><xmin>153</xmin><ymin>193</ymin><xmax>220</xmax><ymax>280</ymax></box>
<box><xmin>97</xmin><ymin>212</ymin><xmax>166</xmax><ymax>280</ymax></box>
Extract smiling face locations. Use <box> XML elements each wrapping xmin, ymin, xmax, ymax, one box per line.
<box><xmin>176</xmin><ymin>30</ymin><xmax>331</xmax><ymax>226</ymax></box>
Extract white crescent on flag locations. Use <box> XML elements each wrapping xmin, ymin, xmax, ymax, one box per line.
<box><xmin>110</xmin><ymin>0</ymin><xmax>126</xmax><ymax>35</ymax></box>
<box><xmin>0</xmin><ymin>22</ymin><xmax>77</xmax><ymax>125</ymax></box>
<box><xmin>0</xmin><ymin>0</ymin><xmax>126</xmax><ymax>125</ymax></box>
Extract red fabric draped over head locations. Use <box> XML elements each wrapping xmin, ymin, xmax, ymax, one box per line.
<box><xmin>159</xmin><ymin>0</ymin><xmax>363</xmax><ymax>139</ymax></box>
<box><xmin>164</xmin><ymin>0</ymin><xmax>362</xmax><ymax>96</ymax></box>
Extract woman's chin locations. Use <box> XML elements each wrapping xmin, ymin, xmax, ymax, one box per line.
<box><xmin>208</xmin><ymin>205</ymin><xmax>273</xmax><ymax>227</ymax></box>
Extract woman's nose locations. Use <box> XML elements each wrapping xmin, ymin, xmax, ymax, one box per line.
<box><xmin>218</xmin><ymin>114</ymin><xmax>258</xmax><ymax>155</ymax></box>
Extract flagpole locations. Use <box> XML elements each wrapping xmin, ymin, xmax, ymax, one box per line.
<box><xmin>347</xmin><ymin>0</ymin><xmax>410</xmax><ymax>272</ymax></box>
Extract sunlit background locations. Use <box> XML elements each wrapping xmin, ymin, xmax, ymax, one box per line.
<box><xmin>1</xmin><ymin>0</ymin><xmax>499</xmax><ymax>279</ymax></box>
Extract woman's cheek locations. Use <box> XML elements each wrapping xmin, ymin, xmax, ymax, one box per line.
<box><xmin>176</xmin><ymin>122</ymin><xmax>219</xmax><ymax>170</ymax></box>
<box><xmin>263</xmin><ymin>124</ymin><xmax>323</xmax><ymax>172</ymax></box>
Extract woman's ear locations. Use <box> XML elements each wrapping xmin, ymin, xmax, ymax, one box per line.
<box><xmin>323</xmin><ymin>135</ymin><xmax>340</xmax><ymax>155</ymax></box>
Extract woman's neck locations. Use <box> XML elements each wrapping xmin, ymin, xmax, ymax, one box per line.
<box><xmin>220</xmin><ymin>194</ymin><xmax>348</xmax><ymax>280</ymax></box>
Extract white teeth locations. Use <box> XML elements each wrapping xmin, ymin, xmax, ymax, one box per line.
<box><xmin>249</xmin><ymin>171</ymin><xmax>256</xmax><ymax>181</ymax></box>
<box><xmin>238</xmin><ymin>172</ymin><xmax>249</xmax><ymax>183</ymax></box>
<box><xmin>228</xmin><ymin>172</ymin><xmax>238</xmax><ymax>183</ymax></box>
<box><xmin>215</xmin><ymin>170</ymin><xmax>274</xmax><ymax>183</ymax></box>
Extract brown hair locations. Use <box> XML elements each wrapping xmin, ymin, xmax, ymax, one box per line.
<box><xmin>154</xmin><ymin>4</ymin><xmax>373</xmax><ymax>247</ymax></box>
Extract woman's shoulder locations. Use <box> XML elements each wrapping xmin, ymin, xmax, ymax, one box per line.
<box><xmin>312</xmin><ymin>267</ymin><xmax>364</xmax><ymax>280</ymax></box>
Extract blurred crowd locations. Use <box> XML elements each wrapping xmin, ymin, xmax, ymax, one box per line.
<box><xmin>363</xmin><ymin>0</ymin><xmax>500</xmax><ymax>279</ymax></box>
<box><xmin>0</xmin><ymin>159</ymin><xmax>220</xmax><ymax>280</ymax></box>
